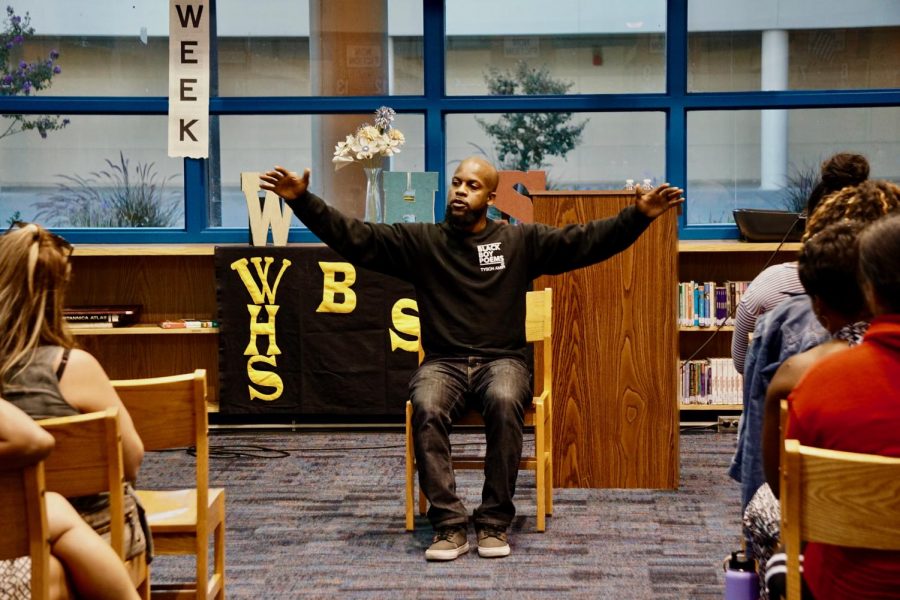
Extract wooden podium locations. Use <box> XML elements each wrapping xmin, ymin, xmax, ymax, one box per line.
<box><xmin>533</xmin><ymin>191</ymin><xmax>679</xmax><ymax>489</ymax></box>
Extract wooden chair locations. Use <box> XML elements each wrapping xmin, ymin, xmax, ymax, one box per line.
<box><xmin>0</xmin><ymin>461</ymin><xmax>51</xmax><ymax>600</ymax></box>
<box><xmin>405</xmin><ymin>288</ymin><xmax>554</xmax><ymax>531</ymax></box>
<box><xmin>38</xmin><ymin>408</ymin><xmax>150</xmax><ymax>599</ymax></box>
<box><xmin>112</xmin><ymin>369</ymin><xmax>225</xmax><ymax>600</ymax></box>
<box><xmin>780</xmin><ymin>439</ymin><xmax>900</xmax><ymax>599</ymax></box>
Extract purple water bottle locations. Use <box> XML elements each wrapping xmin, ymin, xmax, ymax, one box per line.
<box><xmin>723</xmin><ymin>551</ymin><xmax>759</xmax><ymax>600</ymax></box>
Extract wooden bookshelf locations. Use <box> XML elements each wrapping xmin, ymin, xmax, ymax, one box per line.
<box><xmin>678</xmin><ymin>240</ymin><xmax>799</xmax><ymax>414</ymax></box>
<box><xmin>67</xmin><ymin>247</ymin><xmax>221</xmax><ymax>406</ymax></box>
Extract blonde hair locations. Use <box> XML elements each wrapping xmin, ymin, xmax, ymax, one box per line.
<box><xmin>803</xmin><ymin>180</ymin><xmax>900</xmax><ymax>242</ymax></box>
<box><xmin>0</xmin><ymin>223</ymin><xmax>75</xmax><ymax>380</ymax></box>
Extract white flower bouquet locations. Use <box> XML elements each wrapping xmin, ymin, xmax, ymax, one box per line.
<box><xmin>332</xmin><ymin>106</ymin><xmax>405</xmax><ymax>171</ymax></box>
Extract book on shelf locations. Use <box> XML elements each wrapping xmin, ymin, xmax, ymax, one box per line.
<box><xmin>158</xmin><ymin>319</ymin><xmax>219</xmax><ymax>329</ymax></box>
<box><xmin>677</xmin><ymin>281</ymin><xmax>749</xmax><ymax>327</ymax></box>
<box><xmin>66</xmin><ymin>321</ymin><xmax>115</xmax><ymax>329</ymax></box>
<box><xmin>63</xmin><ymin>305</ymin><xmax>141</xmax><ymax>328</ymax></box>
<box><xmin>678</xmin><ymin>357</ymin><xmax>744</xmax><ymax>405</ymax></box>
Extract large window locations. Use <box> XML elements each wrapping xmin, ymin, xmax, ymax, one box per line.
<box><xmin>0</xmin><ymin>114</ymin><xmax>183</xmax><ymax>228</ymax></box>
<box><xmin>444</xmin><ymin>0</ymin><xmax>667</xmax><ymax>95</ymax></box>
<box><xmin>0</xmin><ymin>0</ymin><xmax>898</xmax><ymax>242</ymax></box>
<box><xmin>687</xmin><ymin>107</ymin><xmax>900</xmax><ymax>225</ymax></box>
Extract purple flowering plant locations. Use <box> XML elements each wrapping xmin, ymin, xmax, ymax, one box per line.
<box><xmin>0</xmin><ymin>6</ymin><xmax>68</xmax><ymax>141</ymax></box>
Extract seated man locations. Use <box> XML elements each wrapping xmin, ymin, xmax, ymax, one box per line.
<box><xmin>785</xmin><ymin>214</ymin><xmax>900</xmax><ymax>599</ymax></box>
<box><xmin>261</xmin><ymin>156</ymin><xmax>684</xmax><ymax>560</ymax></box>
<box><xmin>0</xmin><ymin>398</ymin><xmax>140</xmax><ymax>600</ymax></box>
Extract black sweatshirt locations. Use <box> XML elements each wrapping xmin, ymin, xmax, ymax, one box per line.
<box><xmin>287</xmin><ymin>192</ymin><xmax>654</xmax><ymax>361</ymax></box>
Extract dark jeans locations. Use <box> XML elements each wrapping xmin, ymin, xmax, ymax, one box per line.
<box><xmin>409</xmin><ymin>356</ymin><xmax>531</xmax><ymax>530</ymax></box>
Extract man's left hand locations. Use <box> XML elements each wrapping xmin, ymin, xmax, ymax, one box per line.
<box><xmin>635</xmin><ymin>183</ymin><xmax>685</xmax><ymax>219</ymax></box>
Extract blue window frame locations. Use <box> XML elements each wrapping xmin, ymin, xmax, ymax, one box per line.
<box><xmin>0</xmin><ymin>0</ymin><xmax>897</xmax><ymax>243</ymax></box>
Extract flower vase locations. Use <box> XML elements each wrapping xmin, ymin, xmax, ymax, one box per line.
<box><xmin>363</xmin><ymin>167</ymin><xmax>384</xmax><ymax>223</ymax></box>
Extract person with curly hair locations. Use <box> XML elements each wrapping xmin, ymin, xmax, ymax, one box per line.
<box><xmin>782</xmin><ymin>213</ymin><xmax>900</xmax><ymax>599</ymax></box>
<box><xmin>803</xmin><ymin>179</ymin><xmax>900</xmax><ymax>242</ymax></box>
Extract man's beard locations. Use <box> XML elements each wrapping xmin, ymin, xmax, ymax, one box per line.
<box><xmin>444</xmin><ymin>202</ymin><xmax>488</xmax><ymax>229</ymax></box>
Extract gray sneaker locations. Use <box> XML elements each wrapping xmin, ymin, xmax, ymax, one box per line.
<box><xmin>476</xmin><ymin>525</ymin><xmax>510</xmax><ymax>558</ymax></box>
<box><xmin>425</xmin><ymin>526</ymin><xmax>469</xmax><ymax>561</ymax></box>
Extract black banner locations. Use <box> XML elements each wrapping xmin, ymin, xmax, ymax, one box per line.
<box><xmin>215</xmin><ymin>246</ymin><xmax>418</xmax><ymax>416</ymax></box>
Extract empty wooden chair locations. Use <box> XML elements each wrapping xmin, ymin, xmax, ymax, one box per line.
<box><xmin>38</xmin><ymin>407</ymin><xmax>150</xmax><ymax>599</ymax></box>
<box><xmin>780</xmin><ymin>439</ymin><xmax>900</xmax><ymax>599</ymax></box>
<box><xmin>405</xmin><ymin>288</ymin><xmax>554</xmax><ymax>531</ymax></box>
<box><xmin>0</xmin><ymin>461</ymin><xmax>50</xmax><ymax>600</ymax></box>
<box><xmin>113</xmin><ymin>369</ymin><xmax>225</xmax><ymax>600</ymax></box>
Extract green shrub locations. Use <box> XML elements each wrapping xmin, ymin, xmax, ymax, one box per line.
<box><xmin>34</xmin><ymin>151</ymin><xmax>181</xmax><ymax>227</ymax></box>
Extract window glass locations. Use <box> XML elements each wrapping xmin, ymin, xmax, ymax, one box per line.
<box><xmin>446</xmin><ymin>111</ymin><xmax>665</xmax><ymax>191</ymax></box>
<box><xmin>216</xmin><ymin>0</ymin><xmax>423</xmax><ymax>96</ymax></box>
<box><xmin>2</xmin><ymin>1</ymin><xmax>168</xmax><ymax>96</ymax></box>
<box><xmin>214</xmin><ymin>112</ymin><xmax>425</xmax><ymax>227</ymax></box>
<box><xmin>688</xmin><ymin>1</ymin><xmax>900</xmax><ymax>92</ymax></box>
<box><xmin>445</xmin><ymin>0</ymin><xmax>666</xmax><ymax>95</ymax></box>
<box><xmin>686</xmin><ymin>107</ymin><xmax>900</xmax><ymax>225</ymax></box>
<box><xmin>0</xmin><ymin>115</ymin><xmax>184</xmax><ymax>228</ymax></box>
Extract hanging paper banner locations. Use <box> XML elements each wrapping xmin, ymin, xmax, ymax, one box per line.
<box><xmin>168</xmin><ymin>0</ymin><xmax>209</xmax><ymax>158</ymax></box>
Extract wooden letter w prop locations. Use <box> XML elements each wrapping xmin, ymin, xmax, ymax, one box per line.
<box><xmin>241</xmin><ymin>171</ymin><xmax>294</xmax><ymax>246</ymax></box>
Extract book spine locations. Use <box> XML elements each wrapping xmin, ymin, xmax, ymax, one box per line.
<box><xmin>66</xmin><ymin>321</ymin><xmax>114</xmax><ymax>329</ymax></box>
<box><xmin>65</xmin><ymin>313</ymin><xmax>116</xmax><ymax>323</ymax></box>
<box><xmin>159</xmin><ymin>320</ymin><xmax>219</xmax><ymax>329</ymax></box>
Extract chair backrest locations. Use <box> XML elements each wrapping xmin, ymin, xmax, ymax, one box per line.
<box><xmin>0</xmin><ymin>461</ymin><xmax>50</xmax><ymax>599</ymax></box>
<box><xmin>525</xmin><ymin>288</ymin><xmax>553</xmax><ymax>396</ymax></box>
<box><xmin>781</xmin><ymin>439</ymin><xmax>900</xmax><ymax>598</ymax></box>
<box><xmin>37</xmin><ymin>408</ymin><xmax>127</xmax><ymax>558</ymax></box>
<box><xmin>111</xmin><ymin>369</ymin><xmax>208</xmax><ymax>497</ymax></box>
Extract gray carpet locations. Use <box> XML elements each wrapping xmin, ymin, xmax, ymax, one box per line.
<box><xmin>139</xmin><ymin>428</ymin><xmax>743</xmax><ymax>599</ymax></box>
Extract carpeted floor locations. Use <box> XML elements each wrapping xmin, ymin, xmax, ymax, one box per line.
<box><xmin>139</xmin><ymin>428</ymin><xmax>744</xmax><ymax>599</ymax></box>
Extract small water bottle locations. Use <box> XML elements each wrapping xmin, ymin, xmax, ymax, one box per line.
<box><xmin>624</xmin><ymin>179</ymin><xmax>635</xmax><ymax>191</ymax></box>
<box><xmin>723</xmin><ymin>551</ymin><xmax>758</xmax><ymax>600</ymax></box>
<box><xmin>642</xmin><ymin>178</ymin><xmax>653</xmax><ymax>192</ymax></box>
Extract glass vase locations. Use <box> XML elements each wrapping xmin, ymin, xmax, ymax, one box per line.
<box><xmin>363</xmin><ymin>167</ymin><xmax>384</xmax><ymax>223</ymax></box>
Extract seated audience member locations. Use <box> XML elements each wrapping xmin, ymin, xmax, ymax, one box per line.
<box><xmin>0</xmin><ymin>222</ymin><xmax>149</xmax><ymax>561</ymax></box>
<box><xmin>784</xmin><ymin>213</ymin><xmax>900</xmax><ymax>600</ymax></box>
<box><xmin>731</xmin><ymin>152</ymin><xmax>869</xmax><ymax>375</ymax></box>
<box><xmin>0</xmin><ymin>398</ymin><xmax>140</xmax><ymax>600</ymax></box>
<box><xmin>743</xmin><ymin>221</ymin><xmax>871</xmax><ymax>597</ymax></box>
<box><xmin>729</xmin><ymin>179</ymin><xmax>900</xmax><ymax>562</ymax></box>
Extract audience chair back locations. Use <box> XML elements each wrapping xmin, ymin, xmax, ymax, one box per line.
<box><xmin>780</xmin><ymin>439</ymin><xmax>900</xmax><ymax>599</ymax></box>
<box><xmin>112</xmin><ymin>369</ymin><xmax>225</xmax><ymax>600</ymax></box>
<box><xmin>37</xmin><ymin>407</ymin><xmax>150</xmax><ymax>599</ymax></box>
<box><xmin>405</xmin><ymin>287</ymin><xmax>554</xmax><ymax>531</ymax></box>
<box><xmin>0</xmin><ymin>461</ymin><xmax>50</xmax><ymax>600</ymax></box>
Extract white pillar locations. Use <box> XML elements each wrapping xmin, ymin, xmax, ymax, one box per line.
<box><xmin>760</xmin><ymin>29</ymin><xmax>789</xmax><ymax>191</ymax></box>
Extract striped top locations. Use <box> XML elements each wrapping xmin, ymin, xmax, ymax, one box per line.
<box><xmin>731</xmin><ymin>261</ymin><xmax>805</xmax><ymax>374</ymax></box>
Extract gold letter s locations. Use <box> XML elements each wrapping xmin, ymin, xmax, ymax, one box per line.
<box><xmin>389</xmin><ymin>298</ymin><xmax>420</xmax><ymax>352</ymax></box>
<box><xmin>247</xmin><ymin>355</ymin><xmax>284</xmax><ymax>401</ymax></box>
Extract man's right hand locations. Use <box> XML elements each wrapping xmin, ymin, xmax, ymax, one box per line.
<box><xmin>259</xmin><ymin>166</ymin><xmax>310</xmax><ymax>202</ymax></box>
